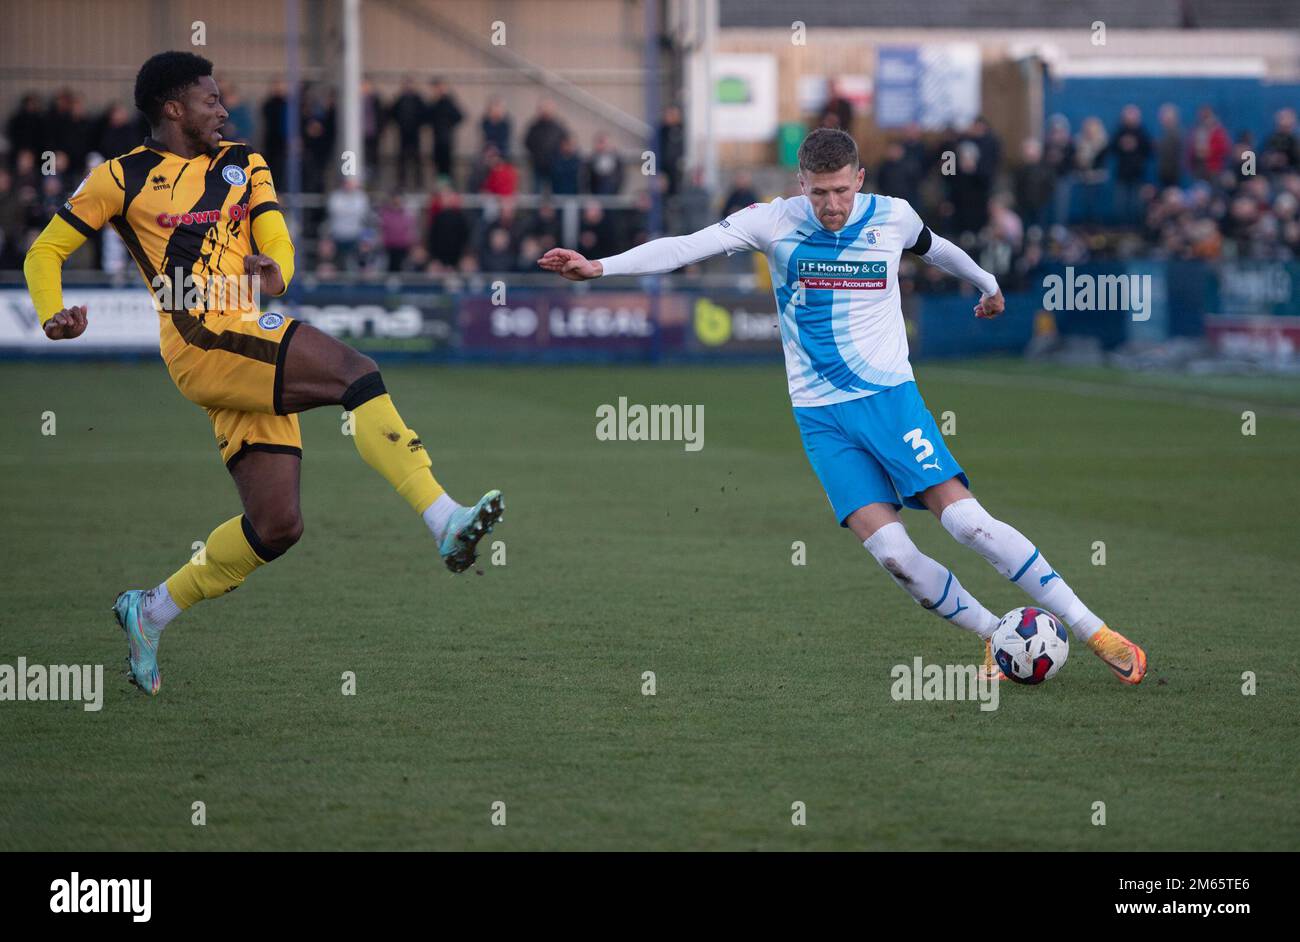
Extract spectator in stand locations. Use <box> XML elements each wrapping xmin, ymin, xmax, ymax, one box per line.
<box><xmin>875</xmin><ymin>140</ymin><xmax>921</xmax><ymax>206</ymax></box>
<box><xmin>587</xmin><ymin>132</ymin><xmax>624</xmax><ymax>195</ymax></box>
<box><xmin>314</xmin><ymin>236</ymin><xmax>338</xmax><ymax>277</ymax></box>
<box><xmin>221</xmin><ymin>82</ymin><xmax>254</xmax><ymax>143</ymax></box>
<box><xmin>947</xmin><ymin>140</ymin><xmax>990</xmax><ymax>238</ymax></box>
<box><xmin>97</xmin><ymin>103</ymin><xmax>145</xmax><ymax>159</ymax></box>
<box><xmin>671</xmin><ymin>165</ymin><xmax>714</xmax><ymax>236</ymax></box>
<box><xmin>360</xmin><ymin>79</ymin><xmax>383</xmax><ymax>179</ymax></box>
<box><xmin>523</xmin><ymin>98</ymin><xmax>568</xmax><ymax>193</ymax></box>
<box><xmin>0</xmin><ymin>168</ymin><xmax>25</xmax><ymax>269</ymax></box>
<box><xmin>1262</xmin><ymin>107</ymin><xmax>1299</xmax><ymax>176</ymax></box>
<box><xmin>390</xmin><ymin>76</ymin><xmax>426</xmax><ymax>190</ymax></box>
<box><xmin>378</xmin><ymin>194</ymin><xmax>417</xmax><ymax>272</ymax></box>
<box><xmin>12</xmin><ymin>147</ymin><xmax>39</xmax><ymax>192</ymax></box>
<box><xmin>721</xmin><ymin>169</ymin><xmax>759</xmax><ymax>218</ymax></box>
<box><xmin>578</xmin><ymin>199</ymin><xmax>617</xmax><ymax>259</ymax></box>
<box><xmin>1074</xmin><ymin>116</ymin><xmax>1109</xmax><ymax>226</ymax></box>
<box><xmin>7</xmin><ymin>94</ymin><xmax>46</xmax><ymax>168</ymax></box>
<box><xmin>526</xmin><ymin>200</ymin><xmax>561</xmax><ymax>253</ymax></box>
<box><xmin>55</xmin><ymin>93</ymin><xmax>94</xmax><ymax>178</ymax></box>
<box><xmin>1014</xmin><ymin>138</ymin><xmax>1055</xmax><ymax>234</ymax></box>
<box><xmin>261</xmin><ymin>80</ymin><xmax>289</xmax><ymax>184</ymax></box>
<box><xmin>326</xmin><ymin>177</ymin><xmax>371</xmax><ymax>271</ymax></box>
<box><xmin>469</xmin><ymin>143</ymin><xmax>519</xmax><ymax>196</ymax></box>
<box><xmin>1043</xmin><ymin>114</ymin><xmax>1076</xmax><ymax>227</ymax></box>
<box><xmin>549</xmin><ymin>135</ymin><xmax>581</xmax><ymax>195</ymax></box>
<box><xmin>1188</xmin><ymin>105</ymin><xmax>1230</xmax><ymax>181</ymax></box>
<box><xmin>1110</xmin><ymin>104</ymin><xmax>1152</xmax><ymax>226</ymax></box>
<box><xmin>820</xmin><ymin>81</ymin><xmax>853</xmax><ymax>132</ymax></box>
<box><xmin>657</xmin><ymin>104</ymin><xmax>685</xmax><ymax>196</ymax></box>
<box><xmin>426</xmin><ymin>186</ymin><xmax>471</xmax><ymax>270</ymax></box>
<box><xmin>1155</xmin><ymin>103</ymin><xmax>1183</xmax><ymax>188</ymax></box>
<box><xmin>481</xmin><ymin>97</ymin><xmax>512</xmax><ymax>159</ymax></box>
<box><xmin>477</xmin><ymin>198</ymin><xmax>520</xmax><ymax>271</ymax></box>
<box><xmin>899</xmin><ymin>123</ymin><xmax>928</xmax><ymax>179</ymax></box>
<box><xmin>427</xmin><ymin>78</ymin><xmax>463</xmax><ymax>182</ymax></box>
<box><xmin>959</xmin><ymin>115</ymin><xmax>1002</xmax><ymax>183</ymax></box>
<box><xmin>300</xmin><ymin>85</ymin><xmax>336</xmax><ymax>194</ymax></box>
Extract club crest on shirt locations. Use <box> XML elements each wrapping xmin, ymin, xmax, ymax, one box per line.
<box><xmin>222</xmin><ymin>165</ymin><xmax>248</xmax><ymax>186</ymax></box>
<box><xmin>258</xmin><ymin>312</ymin><xmax>284</xmax><ymax>330</ymax></box>
<box><xmin>864</xmin><ymin>226</ymin><xmax>883</xmax><ymax>246</ymax></box>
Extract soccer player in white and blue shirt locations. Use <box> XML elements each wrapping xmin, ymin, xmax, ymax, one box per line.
<box><xmin>539</xmin><ymin>128</ymin><xmax>1146</xmax><ymax>683</ymax></box>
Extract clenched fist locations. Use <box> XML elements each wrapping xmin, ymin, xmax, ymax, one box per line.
<box><xmin>43</xmin><ymin>305</ymin><xmax>88</xmax><ymax>340</ymax></box>
<box><xmin>974</xmin><ymin>291</ymin><xmax>1005</xmax><ymax>320</ymax></box>
<box><xmin>244</xmin><ymin>253</ymin><xmax>285</xmax><ymax>297</ymax></box>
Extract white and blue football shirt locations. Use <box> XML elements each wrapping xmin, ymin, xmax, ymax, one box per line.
<box><xmin>711</xmin><ymin>193</ymin><xmax>923</xmax><ymax>407</ymax></box>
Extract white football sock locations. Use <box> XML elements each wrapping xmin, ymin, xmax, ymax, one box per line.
<box><xmin>939</xmin><ymin>497</ymin><xmax>1103</xmax><ymax>641</ymax></box>
<box><xmin>863</xmin><ymin>522</ymin><xmax>1000</xmax><ymax>638</ymax></box>
<box><xmin>422</xmin><ymin>492</ymin><xmax>463</xmax><ymax>543</ymax></box>
<box><xmin>141</xmin><ymin>582</ymin><xmax>181</xmax><ymax>638</ymax></box>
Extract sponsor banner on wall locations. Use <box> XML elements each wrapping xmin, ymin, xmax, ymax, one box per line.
<box><xmin>876</xmin><ymin>44</ymin><xmax>981</xmax><ymax>130</ymax></box>
<box><xmin>685</xmin><ymin>293</ymin><xmax>781</xmax><ymax>354</ymax></box>
<box><xmin>459</xmin><ymin>292</ymin><xmax>688</xmax><ymax>355</ymax></box>
<box><xmin>1217</xmin><ymin>262</ymin><xmax>1298</xmax><ymax>317</ymax></box>
<box><xmin>713</xmin><ymin>53</ymin><xmax>779</xmax><ymax>142</ymax></box>
<box><xmin>0</xmin><ymin>289</ymin><xmax>159</xmax><ymax>352</ymax></box>
<box><xmin>1205</xmin><ymin>314</ymin><xmax>1300</xmax><ymax>361</ymax></box>
<box><xmin>0</xmin><ymin>288</ymin><xmax>455</xmax><ymax>355</ymax></box>
<box><xmin>292</xmin><ymin>290</ymin><xmax>456</xmax><ymax>354</ymax></box>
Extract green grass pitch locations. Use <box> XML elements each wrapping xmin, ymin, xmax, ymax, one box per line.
<box><xmin>1</xmin><ymin>357</ymin><xmax>1297</xmax><ymax>850</ymax></box>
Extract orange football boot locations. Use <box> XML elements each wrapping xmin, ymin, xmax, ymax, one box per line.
<box><xmin>1086</xmin><ymin>624</ymin><xmax>1147</xmax><ymax>684</ymax></box>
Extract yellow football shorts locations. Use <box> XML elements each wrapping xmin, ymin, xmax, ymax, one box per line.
<box><xmin>163</xmin><ymin>309</ymin><xmax>303</xmax><ymax>468</ymax></box>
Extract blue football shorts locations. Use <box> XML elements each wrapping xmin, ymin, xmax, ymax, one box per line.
<box><xmin>793</xmin><ymin>381</ymin><xmax>968</xmax><ymax>525</ymax></box>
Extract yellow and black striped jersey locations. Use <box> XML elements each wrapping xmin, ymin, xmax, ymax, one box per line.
<box><xmin>58</xmin><ymin>137</ymin><xmax>281</xmax><ymax>312</ymax></box>
<box><xmin>26</xmin><ymin>136</ymin><xmax>296</xmax><ymax>362</ymax></box>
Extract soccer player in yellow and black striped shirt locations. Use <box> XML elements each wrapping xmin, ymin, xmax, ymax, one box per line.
<box><xmin>24</xmin><ymin>52</ymin><xmax>505</xmax><ymax>696</ymax></box>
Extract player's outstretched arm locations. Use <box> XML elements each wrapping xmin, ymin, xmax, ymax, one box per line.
<box><xmin>24</xmin><ymin>215</ymin><xmax>92</xmax><ymax>340</ymax></box>
<box><xmin>538</xmin><ymin>225</ymin><xmax>730</xmax><ymax>280</ymax></box>
<box><xmin>910</xmin><ymin>228</ymin><xmax>1004</xmax><ymax>319</ymax></box>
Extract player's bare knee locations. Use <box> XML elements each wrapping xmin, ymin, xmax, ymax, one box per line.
<box><xmin>254</xmin><ymin>511</ymin><xmax>304</xmax><ymax>552</ymax></box>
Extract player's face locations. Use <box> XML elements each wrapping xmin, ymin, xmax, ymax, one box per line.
<box><xmin>178</xmin><ymin>76</ymin><xmax>228</xmax><ymax>156</ymax></box>
<box><xmin>799</xmin><ymin>164</ymin><xmax>865</xmax><ymax>231</ymax></box>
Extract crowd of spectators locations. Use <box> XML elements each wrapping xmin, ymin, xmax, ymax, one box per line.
<box><xmin>3</xmin><ymin>79</ymin><xmax>1300</xmax><ymax>284</ymax></box>
<box><xmin>880</xmin><ymin>104</ymin><xmax>1300</xmax><ymax>292</ymax></box>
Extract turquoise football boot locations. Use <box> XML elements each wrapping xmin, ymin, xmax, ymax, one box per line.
<box><xmin>112</xmin><ymin>589</ymin><xmax>161</xmax><ymax>696</ymax></box>
<box><xmin>439</xmin><ymin>490</ymin><xmax>505</xmax><ymax>573</ymax></box>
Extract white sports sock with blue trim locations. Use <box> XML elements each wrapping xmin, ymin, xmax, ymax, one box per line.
<box><xmin>863</xmin><ymin>522</ymin><xmax>999</xmax><ymax>638</ymax></box>
<box><xmin>939</xmin><ymin>498</ymin><xmax>1103</xmax><ymax>641</ymax></box>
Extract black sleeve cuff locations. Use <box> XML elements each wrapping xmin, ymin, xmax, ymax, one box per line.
<box><xmin>249</xmin><ymin>201</ymin><xmax>281</xmax><ymax>221</ymax></box>
<box><xmin>57</xmin><ymin>207</ymin><xmax>97</xmax><ymax>239</ymax></box>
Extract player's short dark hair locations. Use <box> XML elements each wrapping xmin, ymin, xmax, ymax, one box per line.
<box><xmin>134</xmin><ymin>51</ymin><xmax>214</xmax><ymax>126</ymax></box>
<box><xmin>798</xmin><ymin>128</ymin><xmax>859</xmax><ymax>175</ymax></box>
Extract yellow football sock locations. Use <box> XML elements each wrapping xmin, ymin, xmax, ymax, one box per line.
<box><xmin>350</xmin><ymin>392</ymin><xmax>445</xmax><ymax>514</ymax></box>
<box><xmin>165</xmin><ymin>515</ymin><xmax>275</xmax><ymax>610</ymax></box>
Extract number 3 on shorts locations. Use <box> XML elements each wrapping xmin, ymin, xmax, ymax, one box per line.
<box><xmin>903</xmin><ymin>427</ymin><xmax>934</xmax><ymax>464</ymax></box>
